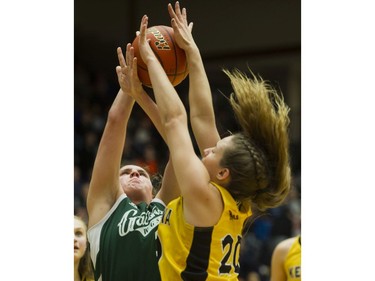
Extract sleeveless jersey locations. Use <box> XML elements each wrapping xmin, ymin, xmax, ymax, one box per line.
<box><xmin>87</xmin><ymin>194</ymin><xmax>165</xmax><ymax>281</ymax></box>
<box><xmin>157</xmin><ymin>182</ymin><xmax>251</xmax><ymax>281</ymax></box>
<box><xmin>284</xmin><ymin>236</ymin><xmax>301</xmax><ymax>281</ymax></box>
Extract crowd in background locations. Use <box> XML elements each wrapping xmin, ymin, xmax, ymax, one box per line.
<box><xmin>74</xmin><ymin>60</ymin><xmax>301</xmax><ymax>281</ymax></box>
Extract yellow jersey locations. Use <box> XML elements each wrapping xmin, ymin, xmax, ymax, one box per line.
<box><xmin>157</xmin><ymin>182</ymin><xmax>251</xmax><ymax>281</ymax></box>
<box><xmin>284</xmin><ymin>236</ymin><xmax>301</xmax><ymax>280</ymax></box>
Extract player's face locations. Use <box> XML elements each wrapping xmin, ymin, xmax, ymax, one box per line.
<box><xmin>74</xmin><ymin>218</ymin><xmax>87</xmax><ymax>263</ymax></box>
<box><xmin>119</xmin><ymin>165</ymin><xmax>153</xmax><ymax>196</ymax></box>
<box><xmin>202</xmin><ymin>136</ymin><xmax>233</xmax><ymax>180</ymax></box>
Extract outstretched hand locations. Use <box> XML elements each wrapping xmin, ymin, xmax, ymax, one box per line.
<box><xmin>168</xmin><ymin>1</ymin><xmax>194</xmax><ymax>51</ymax></box>
<box><xmin>137</xmin><ymin>15</ymin><xmax>157</xmax><ymax>66</ymax></box>
<box><xmin>116</xmin><ymin>43</ymin><xmax>143</xmax><ymax>97</ymax></box>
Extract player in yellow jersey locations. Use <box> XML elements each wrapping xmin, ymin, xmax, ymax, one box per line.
<box><xmin>118</xmin><ymin>2</ymin><xmax>292</xmax><ymax>279</ymax></box>
<box><xmin>270</xmin><ymin>236</ymin><xmax>301</xmax><ymax>281</ymax></box>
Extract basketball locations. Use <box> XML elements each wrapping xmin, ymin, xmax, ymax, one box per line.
<box><xmin>132</xmin><ymin>25</ymin><xmax>189</xmax><ymax>88</ymax></box>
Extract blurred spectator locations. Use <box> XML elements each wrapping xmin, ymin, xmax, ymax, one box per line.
<box><xmin>74</xmin><ymin>215</ymin><xmax>94</xmax><ymax>281</ymax></box>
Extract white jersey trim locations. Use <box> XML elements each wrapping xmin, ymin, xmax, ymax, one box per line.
<box><xmin>87</xmin><ymin>193</ymin><xmax>127</xmax><ymax>268</ymax></box>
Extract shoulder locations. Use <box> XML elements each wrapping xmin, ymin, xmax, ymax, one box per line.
<box><xmin>151</xmin><ymin>197</ymin><xmax>166</xmax><ymax>208</ymax></box>
<box><xmin>148</xmin><ymin>199</ymin><xmax>166</xmax><ymax>214</ymax></box>
<box><xmin>210</xmin><ymin>182</ymin><xmax>230</xmax><ymax>201</ymax></box>
<box><xmin>274</xmin><ymin>237</ymin><xmax>296</xmax><ymax>257</ymax></box>
<box><xmin>211</xmin><ymin>182</ymin><xmax>250</xmax><ymax>215</ymax></box>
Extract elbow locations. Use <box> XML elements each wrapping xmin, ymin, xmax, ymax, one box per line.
<box><xmin>107</xmin><ymin>106</ymin><xmax>129</xmax><ymax>125</ymax></box>
<box><xmin>163</xmin><ymin>111</ymin><xmax>187</xmax><ymax>132</ymax></box>
<box><xmin>106</xmin><ymin>109</ymin><xmax>120</xmax><ymax>125</ymax></box>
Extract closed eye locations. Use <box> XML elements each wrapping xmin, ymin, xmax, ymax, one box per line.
<box><xmin>120</xmin><ymin>168</ymin><xmax>132</xmax><ymax>176</ymax></box>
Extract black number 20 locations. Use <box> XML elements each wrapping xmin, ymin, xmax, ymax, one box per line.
<box><xmin>219</xmin><ymin>234</ymin><xmax>242</xmax><ymax>274</ymax></box>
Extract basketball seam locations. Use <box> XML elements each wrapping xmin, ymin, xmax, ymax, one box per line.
<box><xmin>160</xmin><ymin>26</ymin><xmax>178</xmax><ymax>85</ymax></box>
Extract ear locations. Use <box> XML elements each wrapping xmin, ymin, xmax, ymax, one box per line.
<box><xmin>216</xmin><ymin>168</ymin><xmax>230</xmax><ymax>181</ymax></box>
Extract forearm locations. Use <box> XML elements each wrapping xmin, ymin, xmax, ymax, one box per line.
<box><xmin>186</xmin><ymin>45</ymin><xmax>214</xmax><ymax>119</ymax></box>
<box><xmin>186</xmin><ymin>45</ymin><xmax>220</xmax><ymax>153</ymax></box>
<box><xmin>96</xmin><ymin>89</ymin><xmax>134</xmax><ymax>188</ymax></box>
<box><xmin>95</xmin><ymin>89</ymin><xmax>135</xmax><ymax>175</ymax></box>
<box><xmin>108</xmin><ymin>88</ymin><xmax>136</xmax><ymax>125</ymax></box>
<box><xmin>87</xmin><ymin>89</ymin><xmax>135</xmax><ymax>225</ymax></box>
<box><xmin>147</xmin><ymin>58</ymin><xmax>187</xmax><ymax>127</ymax></box>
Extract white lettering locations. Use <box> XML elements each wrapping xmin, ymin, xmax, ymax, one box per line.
<box><xmin>117</xmin><ymin>206</ymin><xmax>164</xmax><ymax>237</ymax></box>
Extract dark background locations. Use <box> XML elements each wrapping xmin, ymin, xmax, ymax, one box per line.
<box><xmin>75</xmin><ymin>0</ymin><xmax>301</xmax><ymax>172</ymax></box>
<box><xmin>74</xmin><ymin>1</ymin><xmax>301</xmax><ymax>280</ymax></box>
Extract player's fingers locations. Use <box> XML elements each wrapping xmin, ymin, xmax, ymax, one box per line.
<box><xmin>189</xmin><ymin>22</ymin><xmax>193</xmax><ymax>33</ymax></box>
<box><xmin>117</xmin><ymin>47</ymin><xmax>126</xmax><ymax>68</ymax></box>
<box><xmin>182</xmin><ymin>7</ymin><xmax>188</xmax><ymax>24</ymax></box>
<box><xmin>131</xmin><ymin>57</ymin><xmax>138</xmax><ymax>77</ymax></box>
<box><xmin>123</xmin><ymin>65</ymin><xmax>129</xmax><ymax>74</ymax></box>
<box><xmin>171</xmin><ymin>18</ymin><xmax>178</xmax><ymax>30</ymax></box>
<box><xmin>140</xmin><ymin>15</ymin><xmax>148</xmax><ymax>41</ymax></box>
<box><xmin>129</xmin><ymin>46</ymin><xmax>134</xmax><ymax>62</ymax></box>
<box><xmin>115</xmin><ymin>65</ymin><xmax>122</xmax><ymax>78</ymax></box>
<box><xmin>127</xmin><ymin>45</ymin><xmax>134</xmax><ymax>65</ymax></box>
<box><xmin>125</xmin><ymin>43</ymin><xmax>132</xmax><ymax>66</ymax></box>
<box><xmin>139</xmin><ymin>15</ymin><xmax>147</xmax><ymax>38</ymax></box>
<box><xmin>174</xmin><ymin>1</ymin><xmax>182</xmax><ymax>19</ymax></box>
<box><xmin>167</xmin><ymin>3</ymin><xmax>177</xmax><ymax>19</ymax></box>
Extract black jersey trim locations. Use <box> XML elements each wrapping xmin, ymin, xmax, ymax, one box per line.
<box><xmin>181</xmin><ymin>226</ymin><xmax>214</xmax><ymax>281</ymax></box>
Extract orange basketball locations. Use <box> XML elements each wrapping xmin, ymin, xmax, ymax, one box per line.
<box><xmin>132</xmin><ymin>25</ymin><xmax>189</xmax><ymax>88</ymax></box>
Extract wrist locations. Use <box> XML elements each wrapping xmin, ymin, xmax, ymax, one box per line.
<box><xmin>184</xmin><ymin>42</ymin><xmax>199</xmax><ymax>56</ymax></box>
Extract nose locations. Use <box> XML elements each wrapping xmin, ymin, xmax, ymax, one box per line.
<box><xmin>130</xmin><ymin>170</ymin><xmax>140</xmax><ymax>178</ymax></box>
<box><xmin>203</xmin><ymin>148</ymin><xmax>210</xmax><ymax>157</ymax></box>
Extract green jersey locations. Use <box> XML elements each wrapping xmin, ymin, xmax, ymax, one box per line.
<box><xmin>88</xmin><ymin>194</ymin><xmax>165</xmax><ymax>281</ymax></box>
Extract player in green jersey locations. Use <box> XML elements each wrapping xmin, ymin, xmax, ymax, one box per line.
<box><xmin>86</xmin><ymin>43</ymin><xmax>179</xmax><ymax>281</ymax></box>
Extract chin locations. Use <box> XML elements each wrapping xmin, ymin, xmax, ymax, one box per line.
<box><xmin>126</xmin><ymin>189</ymin><xmax>146</xmax><ymax>200</ymax></box>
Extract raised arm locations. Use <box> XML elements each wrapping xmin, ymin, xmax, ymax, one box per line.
<box><xmin>86</xmin><ymin>47</ymin><xmax>136</xmax><ymax>228</ymax></box>
<box><xmin>137</xmin><ymin>15</ymin><xmax>222</xmax><ymax>226</ymax></box>
<box><xmin>168</xmin><ymin>2</ymin><xmax>220</xmax><ymax>156</ymax></box>
<box><xmin>116</xmin><ymin>44</ymin><xmax>180</xmax><ymax>205</ymax></box>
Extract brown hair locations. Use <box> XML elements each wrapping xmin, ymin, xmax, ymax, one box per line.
<box><xmin>74</xmin><ymin>216</ymin><xmax>94</xmax><ymax>280</ymax></box>
<box><xmin>221</xmin><ymin>69</ymin><xmax>291</xmax><ymax>212</ymax></box>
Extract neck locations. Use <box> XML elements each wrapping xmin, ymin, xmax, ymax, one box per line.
<box><xmin>131</xmin><ymin>198</ymin><xmax>151</xmax><ymax>205</ymax></box>
<box><xmin>74</xmin><ymin>261</ymin><xmax>81</xmax><ymax>281</ymax></box>
<box><xmin>127</xmin><ymin>192</ymin><xmax>152</xmax><ymax>205</ymax></box>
